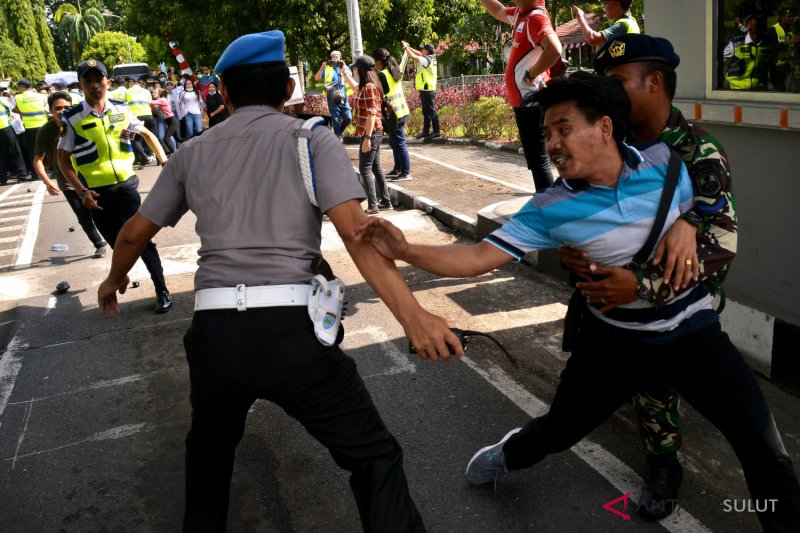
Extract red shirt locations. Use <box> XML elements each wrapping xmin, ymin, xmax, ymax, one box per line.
<box><xmin>504</xmin><ymin>5</ymin><xmax>555</xmax><ymax>107</ymax></box>
<box><xmin>353</xmin><ymin>82</ymin><xmax>383</xmax><ymax>137</ymax></box>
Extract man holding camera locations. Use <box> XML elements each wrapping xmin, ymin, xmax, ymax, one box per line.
<box><xmin>315</xmin><ymin>50</ymin><xmax>353</xmax><ymax>141</ymax></box>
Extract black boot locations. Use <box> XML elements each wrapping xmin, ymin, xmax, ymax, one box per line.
<box><xmin>638</xmin><ymin>453</ymin><xmax>682</xmax><ymax>520</ymax></box>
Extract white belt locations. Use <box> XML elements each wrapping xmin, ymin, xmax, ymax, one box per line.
<box><xmin>194</xmin><ymin>284</ymin><xmax>310</xmax><ymax>311</ymax></box>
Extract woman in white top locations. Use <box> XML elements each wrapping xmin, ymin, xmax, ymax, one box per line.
<box><xmin>178</xmin><ymin>78</ymin><xmax>204</xmax><ymax>138</ymax></box>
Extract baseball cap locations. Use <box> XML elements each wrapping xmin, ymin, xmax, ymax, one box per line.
<box><xmin>17</xmin><ymin>79</ymin><xmax>32</xmax><ymax>88</ymax></box>
<box><xmin>422</xmin><ymin>44</ymin><xmax>435</xmax><ymax>54</ymax></box>
<box><xmin>77</xmin><ymin>59</ymin><xmax>109</xmax><ymax>79</ymax></box>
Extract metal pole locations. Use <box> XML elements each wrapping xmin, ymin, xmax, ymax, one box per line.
<box><xmin>124</xmin><ymin>35</ymin><xmax>132</xmax><ymax>63</ymax></box>
<box><xmin>345</xmin><ymin>0</ymin><xmax>364</xmax><ymax>62</ymax></box>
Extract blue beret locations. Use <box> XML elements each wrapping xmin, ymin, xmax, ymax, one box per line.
<box><xmin>215</xmin><ymin>30</ymin><xmax>286</xmax><ymax>75</ymax></box>
<box><xmin>593</xmin><ymin>34</ymin><xmax>680</xmax><ymax>75</ymax></box>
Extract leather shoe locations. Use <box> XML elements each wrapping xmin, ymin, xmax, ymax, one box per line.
<box><xmin>155</xmin><ymin>291</ymin><xmax>172</xmax><ymax>313</ymax></box>
<box><xmin>638</xmin><ymin>453</ymin><xmax>682</xmax><ymax>520</ymax></box>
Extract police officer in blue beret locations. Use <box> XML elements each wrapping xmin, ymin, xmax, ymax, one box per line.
<box><xmin>97</xmin><ymin>30</ymin><xmax>459</xmax><ymax>531</ymax></box>
<box><xmin>561</xmin><ymin>33</ymin><xmax>741</xmax><ymax>522</ymax></box>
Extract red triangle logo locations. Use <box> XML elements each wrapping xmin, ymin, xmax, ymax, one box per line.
<box><xmin>603</xmin><ymin>492</ymin><xmax>632</xmax><ymax>521</ymax></box>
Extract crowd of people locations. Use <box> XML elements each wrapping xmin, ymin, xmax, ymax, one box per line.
<box><xmin>1</xmin><ymin>64</ymin><xmax>228</xmax><ymax>186</ymax></box>
<box><xmin>2</xmin><ymin>1</ymin><xmax>800</xmax><ymax>531</ymax></box>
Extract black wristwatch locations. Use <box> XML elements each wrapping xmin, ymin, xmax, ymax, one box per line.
<box><xmin>679</xmin><ymin>211</ymin><xmax>704</xmax><ymax>232</ymax></box>
<box><xmin>79</xmin><ymin>188</ymin><xmax>89</xmax><ymax>198</ymax></box>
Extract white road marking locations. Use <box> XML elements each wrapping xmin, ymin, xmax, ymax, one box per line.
<box><xmin>8</xmin><ymin>374</ymin><xmax>146</xmax><ymax>406</ymax></box>
<box><xmin>346</xmin><ymin>326</ymin><xmax>416</xmax><ymax>378</ymax></box>
<box><xmin>5</xmin><ymin>423</ymin><xmax>146</xmax><ymax>463</ymax></box>
<box><xmin>408</xmin><ymin>151</ymin><xmax>535</xmax><ymax>194</ymax></box>
<box><xmin>11</xmin><ymin>400</ymin><xmax>33</xmax><ymax>470</ymax></box>
<box><xmin>0</xmin><ymin>225</ymin><xmax>26</xmax><ymax>233</ymax></box>
<box><xmin>14</xmin><ymin>182</ymin><xmax>45</xmax><ymax>269</ymax></box>
<box><xmin>0</xmin><ymin>184</ymin><xmax>21</xmax><ymax>202</ymax></box>
<box><xmin>460</xmin><ymin>356</ymin><xmax>712</xmax><ymax>533</ymax></box>
<box><xmin>0</xmin><ymin>335</ymin><xmax>26</xmax><ymax>419</ymax></box>
<box><xmin>0</xmin><ymin>206</ymin><xmax>29</xmax><ymax>215</ymax></box>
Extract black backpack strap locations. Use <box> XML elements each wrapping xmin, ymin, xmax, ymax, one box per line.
<box><xmin>626</xmin><ymin>147</ymin><xmax>683</xmax><ymax>271</ymax></box>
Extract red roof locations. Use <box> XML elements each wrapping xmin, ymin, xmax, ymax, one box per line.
<box><xmin>556</xmin><ymin>14</ymin><xmax>601</xmax><ymax>48</ymax></box>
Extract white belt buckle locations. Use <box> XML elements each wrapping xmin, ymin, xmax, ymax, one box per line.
<box><xmin>235</xmin><ymin>284</ymin><xmax>247</xmax><ymax>311</ymax></box>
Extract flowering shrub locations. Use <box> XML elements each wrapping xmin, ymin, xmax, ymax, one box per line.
<box><xmin>304</xmin><ymin>80</ymin><xmax>516</xmax><ymax>142</ymax></box>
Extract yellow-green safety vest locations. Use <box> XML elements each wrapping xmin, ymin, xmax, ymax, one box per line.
<box><xmin>15</xmin><ymin>91</ymin><xmax>48</xmax><ymax>129</ymax></box>
<box><xmin>0</xmin><ymin>100</ymin><xmax>11</xmax><ymax>129</ymax></box>
<box><xmin>612</xmin><ymin>13</ymin><xmax>640</xmax><ymax>35</ymax></box>
<box><xmin>69</xmin><ymin>90</ymin><xmax>84</xmax><ymax>105</ymax></box>
<box><xmin>382</xmin><ymin>69</ymin><xmax>409</xmax><ymax>119</ymax></box>
<box><xmin>726</xmin><ymin>37</ymin><xmax>771</xmax><ymax>90</ymax></box>
<box><xmin>772</xmin><ymin>23</ymin><xmax>794</xmax><ymax>68</ymax></box>
<box><xmin>63</xmin><ymin>102</ymin><xmax>137</xmax><ymax>188</ymax></box>
<box><xmin>415</xmin><ymin>55</ymin><xmax>437</xmax><ymax>91</ymax></box>
<box><xmin>322</xmin><ymin>67</ymin><xmax>354</xmax><ymax>97</ymax></box>
<box><xmin>126</xmin><ymin>85</ymin><xmax>152</xmax><ymax>117</ymax></box>
<box><xmin>108</xmin><ymin>86</ymin><xmax>127</xmax><ymax>102</ymax></box>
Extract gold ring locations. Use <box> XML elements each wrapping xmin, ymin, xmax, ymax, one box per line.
<box><xmin>685</xmin><ymin>259</ymin><xmax>693</xmax><ymax>266</ymax></box>
<box><xmin>601</xmin><ymin>298</ymin><xmax>607</xmax><ymax>305</ymax></box>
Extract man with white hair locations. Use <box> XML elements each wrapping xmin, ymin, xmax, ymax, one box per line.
<box><xmin>314</xmin><ymin>50</ymin><xmax>354</xmax><ymax>141</ymax></box>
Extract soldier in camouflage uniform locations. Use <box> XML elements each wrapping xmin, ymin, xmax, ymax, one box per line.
<box><xmin>561</xmin><ymin>34</ymin><xmax>737</xmax><ymax>520</ymax></box>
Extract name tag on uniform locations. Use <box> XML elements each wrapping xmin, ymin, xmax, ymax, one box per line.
<box><xmin>109</xmin><ymin>113</ymin><xmax>125</xmax><ymax>123</ymax></box>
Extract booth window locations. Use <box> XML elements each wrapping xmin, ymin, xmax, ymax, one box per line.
<box><xmin>716</xmin><ymin>1</ymin><xmax>799</xmax><ymax>93</ymax></box>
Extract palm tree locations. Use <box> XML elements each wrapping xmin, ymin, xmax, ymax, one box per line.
<box><xmin>54</xmin><ymin>0</ymin><xmax>105</xmax><ymax>69</ymax></box>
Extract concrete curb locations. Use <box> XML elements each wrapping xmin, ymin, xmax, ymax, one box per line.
<box><xmin>387</xmin><ymin>184</ymin><xmax>477</xmax><ymax>241</ymax></box>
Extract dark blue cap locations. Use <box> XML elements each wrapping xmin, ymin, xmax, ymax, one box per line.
<box><xmin>215</xmin><ymin>30</ymin><xmax>286</xmax><ymax>75</ymax></box>
<box><xmin>593</xmin><ymin>34</ymin><xmax>680</xmax><ymax>75</ymax></box>
<box><xmin>77</xmin><ymin>59</ymin><xmax>108</xmax><ymax>79</ymax></box>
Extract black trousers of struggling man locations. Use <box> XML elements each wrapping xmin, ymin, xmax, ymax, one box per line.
<box><xmin>501</xmin><ymin>311</ymin><xmax>800</xmax><ymax>533</ymax></box>
<box><xmin>182</xmin><ymin>306</ymin><xmax>426</xmax><ymax>533</ymax></box>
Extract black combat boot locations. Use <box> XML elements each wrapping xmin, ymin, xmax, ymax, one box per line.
<box><xmin>638</xmin><ymin>453</ymin><xmax>683</xmax><ymax>520</ymax></box>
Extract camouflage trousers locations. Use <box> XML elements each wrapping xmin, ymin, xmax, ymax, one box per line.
<box><xmin>633</xmin><ymin>386</ymin><xmax>682</xmax><ymax>455</ymax></box>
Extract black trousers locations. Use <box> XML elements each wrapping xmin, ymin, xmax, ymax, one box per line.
<box><xmin>20</xmin><ymin>127</ymin><xmax>40</xmax><ymax>175</ymax></box>
<box><xmin>0</xmin><ymin>126</ymin><xmax>26</xmax><ymax>181</ymax></box>
<box><xmin>503</xmin><ymin>314</ymin><xmax>800</xmax><ymax>532</ymax></box>
<box><xmin>62</xmin><ymin>187</ymin><xmax>105</xmax><ymax>248</ymax></box>
<box><xmin>513</xmin><ymin>106</ymin><xmax>553</xmax><ymax>191</ymax></box>
<box><xmin>182</xmin><ymin>307</ymin><xmax>425</xmax><ymax>533</ymax></box>
<box><xmin>419</xmin><ymin>91</ymin><xmax>439</xmax><ymax>136</ymax></box>
<box><xmin>90</xmin><ymin>176</ymin><xmax>167</xmax><ymax>293</ymax></box>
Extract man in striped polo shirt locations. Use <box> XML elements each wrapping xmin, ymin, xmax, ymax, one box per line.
<box><xmin>354</xmin><ymin>71</ymin><xmax>800</xmax><ymax>531</ymax></box>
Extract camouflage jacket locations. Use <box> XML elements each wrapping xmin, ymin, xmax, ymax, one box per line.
<box><xmin>638</xmin><ymin>106</ymin><xmax>738</xmax><ymax>307</ymax></box>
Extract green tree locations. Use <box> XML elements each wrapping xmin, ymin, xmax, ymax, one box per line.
<box><xmin>0</xmin><ymin>38</ymin><xmax>29</xmax><ymax>80</ymax></box>
<box><xmin>55</xmin><ymin>0</ymin><xmax>106</xmax><ymax>69</ymax></box>
<box><xmin>1</xmin><ymin>0</ymin><xmax>52</xmax><ymax>80</ymax></box>
<box><xmin>81</xmin><ymin>31</ymin><xmax>146</xmax><ymax>66</ymax></box>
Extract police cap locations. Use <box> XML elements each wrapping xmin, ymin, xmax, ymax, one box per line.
<box><xmin>17</xmin><ymin>79</ymin><xmax>32</xmax><ymax>88</ymax></box>
<box><xmin>215</xmin><ymin>30</ymin><xmax>286</xmax><ymax>75</ymax></box>
<box><xmin>593</xmin><ymin>34</ymin><xmax>680</xmax><ymax>75</ymax></box>
<box><xmin>77</xmin><ymin>59</ymin><xmax>109</xmax><ymax>79</ymax></box>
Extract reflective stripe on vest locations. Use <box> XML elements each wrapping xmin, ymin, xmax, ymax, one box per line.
<box><xmin>126</xmin><ymin>86</ymin><xmax>152</xmax><ymax>117</ymax></box>
<box><xmin>382</xmin><ymin>69</ymin><xmax>409</xmax><ymax>119</ymax></box>
<box><xmin>323</xmin><ymin>67</ymin><xmax>354</xmax><ymax>97</ymax></box>
<box><xmin>726</xmin><ymin>39</ymin><xmax>770</xmax><ymax>90</ymax></box>
<box><xmin>415</xmin><ymin>55</ymin><xmax>437</xmax><ymax>91</ymax></box>
<box><xmin>16</xmin><ymin>92</ymin><xmax>48</xmax><ymax>128</ymax></box>
<box><xmin>66</xmin><ymin>106</ymin><xmax>136</xmax><ymax>188</ymax></box>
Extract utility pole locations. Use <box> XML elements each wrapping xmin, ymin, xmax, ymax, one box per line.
<box><xmin>345</xmin><ymin>0</ymin><xmax>363</xmax><ymax>62</ymax></box>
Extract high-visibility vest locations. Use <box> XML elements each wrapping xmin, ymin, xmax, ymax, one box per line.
<box><xmin>771</xmin><ymin>23</ymin><xmax>794</xmax><ymax>68</ymax></box>
<box><xmin>726</xmin><ymin>36</ymin><xmax>771</xmax><ymax>90</ymax></box>
<box><xmin>415</xmin><ymin>55</ymin><xmax>437</xmax><ymax>91</ymax></box>
<box><xmin>61</xmin><ymin>102</ymin><xmax>136</xmax><ymax>188</ymax></box>
<box><xmin>0</xmin><ymin>99</ymin><xmax>12</xmax><ymax>129</ymax></box>
<box><xmin>108</xmin><ymin>86</ymin><xmax>127</xmax><ymax>102</ymax></box>
<box><xmin>613</xmin><ymin>13</ymin><xmax>640</xmax><ymax>35</ymax></box>
<box><xmin>69</xmin><ymin>90</ymin><xmax>84</xmax><ymax>105</ymax></box>
<box><xmin>322</xmin><ymin>67</ymin><xmax>354</xmax><ymax>97</ymax></box>
<box><xmin>15</xmin><ymin>91</ymin><xmax>48</xmax><ymax>129</ymax></box>
<box><xmin>126</xmin><ymin>85</ymin><xmax>152</xmax><ymax>118</ymax></box>
<box><xmin>382</xmin><ymin>69</ymin><xmax>409</xmax><ymax>119</ymax></box>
